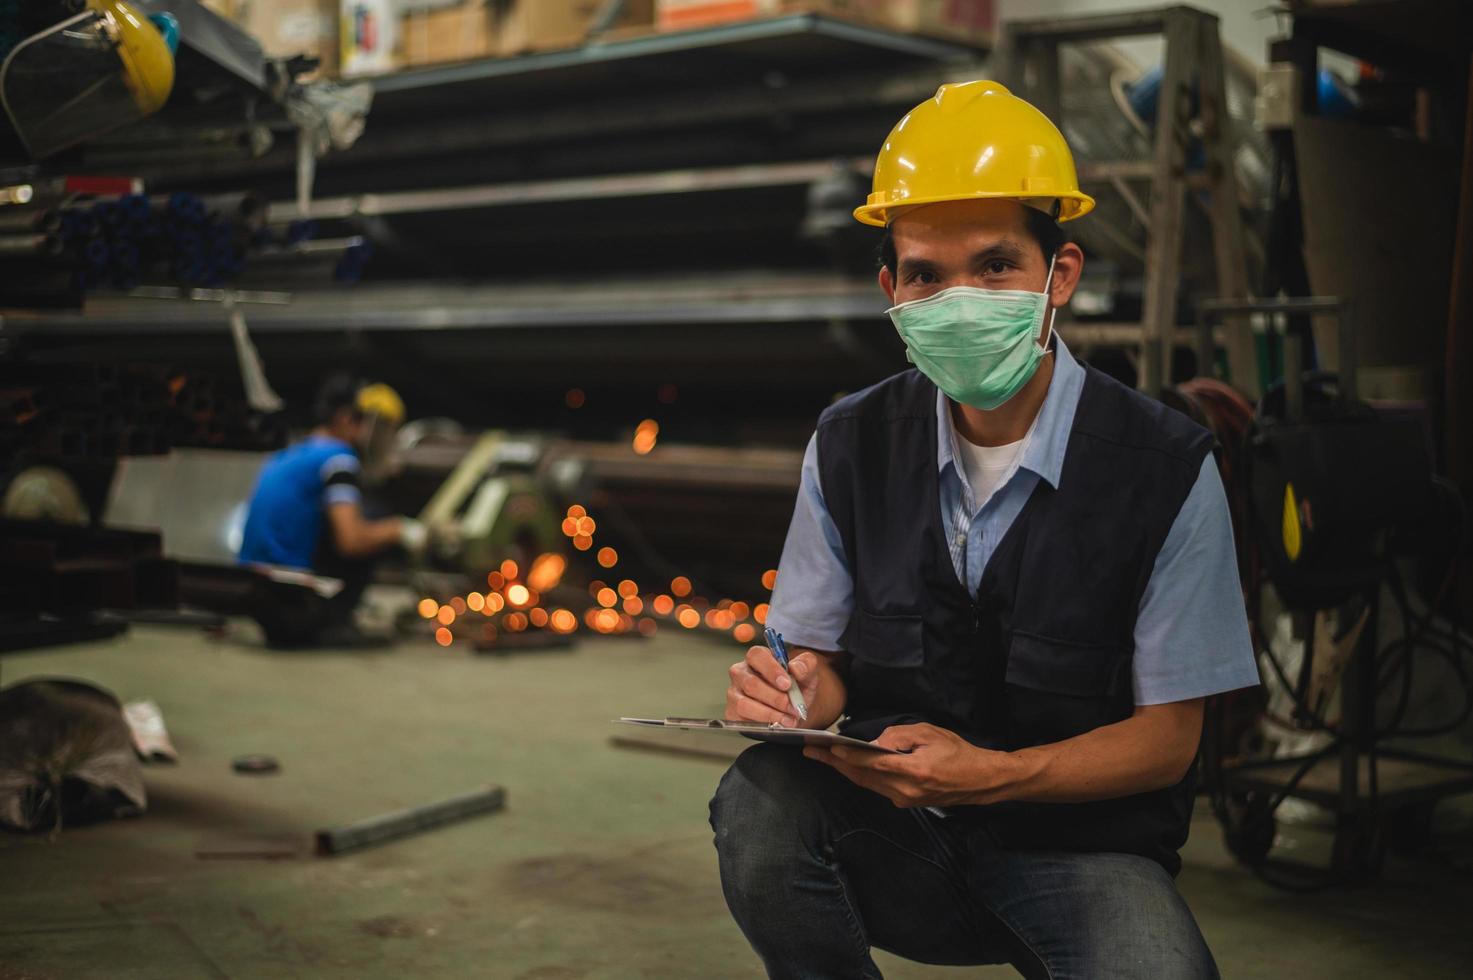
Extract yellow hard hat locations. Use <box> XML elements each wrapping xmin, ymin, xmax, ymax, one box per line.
<box><xmin>357</xmin><ymin>382</ymin><xmax>406</xmax><ymax>426</ymax></box>
<box><xmin>854</xmin><ymin>80</ymin><xmax>1095</xmax><ymax>228</ymax></box>
<box><xmin>90</xmin><ymin>1</ymin><xmax>175</xmax><ymax>116</ymax></box>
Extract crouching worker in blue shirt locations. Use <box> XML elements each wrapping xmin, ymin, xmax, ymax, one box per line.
<box><xmin>709</xmin><ymin>82</ymin><xmax>1260</xmax><ymax>980</ymax></box>
<box><xmin>239</xmin><ymin>376</ymin><xmax>427</xmax><ymax>648</ymax></box>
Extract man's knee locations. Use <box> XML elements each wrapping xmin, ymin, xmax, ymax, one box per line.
<box><xmin>1062</xmin><ymin>853</ymin><xmax>1217</xmax><ymax>979</ymax></box>
<box><xmin>709</xmin><ymin>743</ymin><xmax>821</xmax><ymax>842</ymax></box>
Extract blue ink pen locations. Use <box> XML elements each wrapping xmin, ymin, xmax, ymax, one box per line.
<box><xmin>763</xmin><ymin>626</ymin><xmax>809</xmax><ymax>723</ymax></box>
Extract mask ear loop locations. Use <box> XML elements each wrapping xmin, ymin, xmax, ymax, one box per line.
<box><xmin>1038</xmin><ymin>252</ymin><xmax>1059</xmax><ymax>353</ymax></box>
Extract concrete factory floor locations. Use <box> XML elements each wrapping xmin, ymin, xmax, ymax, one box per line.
<box><xmin>2</xmin><ymin>622</ymin><xmax>1471</xmax><ymax>979</ymax></box>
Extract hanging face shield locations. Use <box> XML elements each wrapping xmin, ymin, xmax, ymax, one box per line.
<box><xmin>354</xmin><ymin>382</ymin><xmax>406</xmax><ymax>487</ymax></box>
<box><xmin>1</xmin><ymin>1</ymin><xmax>176</xmax><ymax>159</ymax></box>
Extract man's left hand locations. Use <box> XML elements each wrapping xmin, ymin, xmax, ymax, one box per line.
<box><xmin>803</xmin><ymin>724</ymin><xmax>1018</xmax><ymax>809</ymax></box>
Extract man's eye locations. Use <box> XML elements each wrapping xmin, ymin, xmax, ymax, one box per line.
<box><xmin>911</xmin><ymin>271</ymin><xmax>938</xmax><ymax>285</ymax></box>
<box><xmin>985</xmin><ymin>260</ymin><xmax>1010</xmax><ymax>275</ymax></box>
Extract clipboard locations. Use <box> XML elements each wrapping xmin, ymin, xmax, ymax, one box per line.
<box><xmin>615</xmin><ymin>717</ymin><xmax>901</xmax><ymax>752</ymax></box>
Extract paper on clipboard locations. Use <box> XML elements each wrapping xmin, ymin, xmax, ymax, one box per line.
<box><xmin>615</xmin><ymin>717</ymin><xmax>901</xmax><ymax>752</ymax></box>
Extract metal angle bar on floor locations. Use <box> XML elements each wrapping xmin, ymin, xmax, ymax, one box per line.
<box><xmin>273</xmin><ymin>159</ymin><xmax>872</xmax><ymax>222</ymax></box>
<box><xmin>315</xmin><ymin>785</ymin><xmax>508</xmax><ymax>856</ymax></box>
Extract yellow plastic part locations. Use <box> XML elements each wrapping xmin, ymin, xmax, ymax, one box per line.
<box><xmin>854</xmin><ymin>80</ymin><xmax>1096</xmax><ymax>228</ymax></box>
<box><xmin>90</xmin><ymin>1</ymin><xmax>175</xmax><ymax>116</ymax></box>
<box><xmin>357</xmin><ymin>383</ymin><xmax>406</xmax><ymax>426</ymax></box>
<box><xmin>1282</xmin><ymin>481</ymin><xmax>1302</xmax><ymax>562</ymax></box>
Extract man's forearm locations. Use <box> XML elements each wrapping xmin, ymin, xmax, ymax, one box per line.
<box><xmin>966</xmin><ymin>702</ymin><xmax>1202</xmax><ymax>806</ymax></box>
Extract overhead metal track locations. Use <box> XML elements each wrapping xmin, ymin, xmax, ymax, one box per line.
<box><xmin>274</xmin><ymin>158</ymin><xmax>870</xmax><ymax>222</ymax></box>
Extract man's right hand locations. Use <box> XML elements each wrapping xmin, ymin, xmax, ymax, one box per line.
<box><xmin>725</xmin><ymin>645</ymin><xmax>824</xmax><ymax>728</ymax></box>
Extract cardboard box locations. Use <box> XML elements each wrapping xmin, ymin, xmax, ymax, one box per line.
<box><xmin>401</xmin><ymin>1</ymin><xmax>653</xmax><ymax>66</ymax></box>
<box><xmin>656</xmin><ymin>0</ymin><xmax>992</xmax><ymax>46</ymax></box>
<box><xmin>234</xmin><ymin>0</ymin><xmax>340</xmax><ymax>76</ymax></box>
<box><xmin>400</xmin><ymin>1</ymin><xmax>497</xmax><ymax>67</ymax></box>
<box><xmin>656</xmin><ymin>0</ymin><xmax>783</xmax><ymax>31</ymax></box>
<box><xmin>849</xmin><ymin>0</ymin><xmax>993</xmax><ymax>47</ymax></box>
<box><xmin>497</xmin><ymin>0</ymin><xmax>654</xmax><ymax>56</ymax></box>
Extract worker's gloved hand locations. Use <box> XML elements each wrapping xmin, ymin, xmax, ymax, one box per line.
<box><xmin>726</xmin><ymin>646</ymin><xmax>823</xmax><ymax>729</ymax></box>
<box><xmin>399</xmin><ymin>517</ymin><xmax>429</xmax><ymax>557</ymax></box>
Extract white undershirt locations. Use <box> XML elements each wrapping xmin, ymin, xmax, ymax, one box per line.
<box><xmin>954</xmin><ymin>433</ymin><xmax>1027</xmax><ymax>510</ymax></box>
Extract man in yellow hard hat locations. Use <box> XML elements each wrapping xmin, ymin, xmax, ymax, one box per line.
<box><xmin>710</xmin><ymin>81</ymin><xmax>1257</xmax><ymax>977</ymax></box>
<box><xmin>239</xmin><ymin>375</ymin><xmax>426</xmax><ymax>648</ymax></box>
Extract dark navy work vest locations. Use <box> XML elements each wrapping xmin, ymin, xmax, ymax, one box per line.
<box><xmin>815</xmin><ymin>365</ymin><xmax>1214</xmax><ymax>875</ymax></box>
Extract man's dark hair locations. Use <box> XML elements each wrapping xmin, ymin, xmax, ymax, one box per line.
<box><xmin>878</xmin><ymin>205</ymin><xmax>1067</xmax><ymax>279</ymax></box>
<box><xmin>313</xmin><ymin>374</ymin><xmax>364</xmax><ymax>427</ymax></box>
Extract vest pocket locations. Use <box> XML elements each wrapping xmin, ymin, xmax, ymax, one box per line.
<box><xmin>1004</xmin><ymin>631</ymin><xmax>1129</xmax><ymax>746</ymax></box>
<box><xmin>848</xmin><ymin>609</ymin><xmax>925</xmax><ymax>667</ymax></box>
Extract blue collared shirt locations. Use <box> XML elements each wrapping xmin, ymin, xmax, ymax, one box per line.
<box><xmin>766</xmin><ymin>338</ymin><xmax>1259</xmax><ymax>706</ymax></box>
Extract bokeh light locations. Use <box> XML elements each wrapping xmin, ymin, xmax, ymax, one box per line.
<box><xmin>500</xmin><ymin>559</ymin><xmax>519</xmax><ymax>581</ymax></box>
<box><xmin>466</xmin><ymin>592</ymin><xmax>485</xmax><ymax>612</ymax></box>
<box><xmin>437</xmin><ymin>605</ymin><xmax>456</xmax><ymax>626</ymax></box>
<box><xmin>485</xmin><ymin>592</ymin><xmax>505</xmax><ymax>613</ymax></box>
<box><xmin>652</xmin><ymin>594</ymin><xmax>674</xmax><ymax>616</ymax></box>
<box><xmin>576</xmin><ymin>516</ymin><xmax>596</xmax><ymax>536</ymax></box>
<box><xmin>573</xmin><ymin>534</ymin><xmax>593</xmax><ymax>551</ymax></box>
<box><xmin>529</xmin><ymin>608</ymin><xmax>549</xmax><ymax>628</ymax></box>
<box><xmin>597</xmin><ymin>546</ymin><xmax>618</xmax><ymax>568</ymax></box>
<box><xmin>762</xmin><ymin>569</ymin><xmax>778</xmax><ymax>590</ymax></box>
<box><xmin>565</xmin><ymin>388</ymin><xmax>586</xmax><ymax>409</ymax></box>
<box><xmin>417</xmin><ymin>598</ymin><xmax>439</xmax><ymax>619</ymax></box>
<box><xmin>487</xmin><ymin>571</ymin><xmax>505</xmax><ymax>591</ymax></box>
<box><xmin>550</xmin><ymin>609</ymin><xmax>577</xmax><ymax>633</ymax></box>
<box><xmin>754</xmin><ymin>603</ymin><xmax>769</xmax><ymax>624</ymax></box>
<box><xmin>597</xmin><ymin>587</ymin><xmax>618</xmax><ymax>608</ymax></box>
<box><xmin>617</xmin><ymin>579</ymin><xmax>638</xmax><ymax>598</ymax></box>
<box><xmin>622</xmin><ymin>596</ymin><xmax>644</xmax><ymax>616</ymax></box>
<box><xmin>527</xmin><ymin>553</ymin><xmax>567</xmax><ymax>592</ymax></box>
<box><xmin>435</xmin><ymin>627</ymin><xmax>453</xmax><ymax>647</ymax></box>
<box><xmin>639</xmin><ymin>617</ymin><xmax>658</xmax><ymax>636</ymax></box>
<box><xmin>506</xmin><ymin>584</ymin><xmax>531</xmax><ymax>606</ymax></box>
<box><xmin>733</xmin><ymin>623</ymin><xmax>756</xmax><ymax>644</ymax></box>
<box><xmin>567</xmin><ymin>504</ymin><xmax>587</xmax><ymax>519</ymax></box>
<box><xmin>671</xmin><ymin>576</ymin><xmax>692</xmax><ymax>597</ymax></box>
<box><xmin>449</xmin><ymin>596</ymin><xmax>468</xmax><ymax>616</ymax></box>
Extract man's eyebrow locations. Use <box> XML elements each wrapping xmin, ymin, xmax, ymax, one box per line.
<box><xmin>896</xmin><ymin>256</ymin><xmax>940</xmax><ymax>276</ymax></box>
<box><xmin>969</xmin><ymin>241</ymin><xmax>1028</xmax><ymax>265</ymax></box>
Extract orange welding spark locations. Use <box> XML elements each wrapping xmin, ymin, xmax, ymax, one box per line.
<box><xmin>576</xmin><ymin>516</ymin><xmax>596</xmax><ymax>536</ymax></box>
<box><xmin>632</xmin><ymin>432</ymin><xmax>657</xmax><ymax>456</ymax></box>
<box><xmin>529</xmin><ymin>607</ymin><xmax>549</xmax><ymax>628</ymax></box>
<box><xmin>527</xmin><ymin>553</ymin><xmax>567</xmax><ymax>592</ymax></box>
<box><xmin>754</xmin><ymin>603</ymin><xmax>769</xmax><ymax>624</ymax></box>
<box><xmin>715</xmin><ymin>611</ymin><xmax>735</xmax><ymax>630</ymax></box>
<box><xmin>567</xmin><ymin>504</ymin><xmax>587</xmax><ymax>519</ymax></box>
<box><xmin>671</xmin><ymin>576</ymin><xmax>692</xmax><ymax>597</ymax></box>
<box><xmin>565</xmin><ymin>388</ymin><xmax>586</xmax><ymax>409</ymax></box>
<box><xmin>678</xmin><ymin>607</ymin><xmax>700</xmax><ymax>629</ymax></box>
<box><xmin>437</xmin><ymin>605</ymin><xmax>456</xmax><ymax>626</ymax></box>
<box><xmin>504</xmin><ymin>612</ymin><xmax>528</xmax><ymax>632</ymax></box>
<box><xmin>435</xmin><ymin>627</ymin><xmax>453</xmax><ymax>647</ymax></box>
<box><xmin>597</xmin><ymin>546</ymin><xmax>618</xmax><ymax>568</ymax></box>
<box><xmin>449</xmin><ymin>596</ymin><xmax>468</xmax><ymax>616</ymax></box>
<box><xmin>622</xmin><ymin>596</ymin><xmax>644</xmax><ymax>616</ymax></box>
<box><xmin>584</xmin><ymin>608</ymin><xmax>601</xmax><ymax>629</ymax></box>
<box><xmin>617</xmin><ymin>579</ymin><xmax>638</xmax><ymax>598</ymax></box>
<box><xmin>618</xmin><ymin>613</ymin><xmax>635</xmax><ymax>632</ymax></box>
<box><xmin>589</xmin><ymin>580</ymin><xmax>607</xmax><ymax>595</ymax></box>
<box><xmin>652</xmin><ymin>594</ymin><xmax>674</xmax><ymax>616</ymax></box>
<box><xmin>417</xmin><ymin>598</ymin><xmax>439</xmax><ymax>619</ymax></box>
<box><xmin>485</xmin><ymin>592</ymin><xmax>505</xmax><ymax>613</ymax></box>
<box><xmin>704</xmin><ymin>609</ymin><xmax>721</xmax><ymax>629</ymax></box>
<box><xmin>487</xmin><ymin>571</ymin><xmax>505</xmax><ymax>591</ymax></box>
<box><xmin>507</xmin><ymin>584</ymin><xmax>531</xmax><ymax>607</ymax></box>
<box><xmin>733</xmin><ymin>623</ymin><xmax>756</xmax><ymax>644</ymax></box>
<box><xmin>561</xmin><ymin>517</ymin><xmax>578</xmax><ymax>537</ymax></box>
<box><xmin>550</xmin><ymin>609</ymin><xmax>577</xmax><ymax>633</ymax></box>
<box><xmin>596</xmin><ymin>608</ymin><xmax>620</xmax><ymax>632</ymax></box>
<box><xmin>729</xmin><ymin>601</ymin><xmax>750</xmax><ymax>620</ymax></box>
<box><xmin>597</xmin><ymin>587</ymin><xmax>618</xmax><ymax>608</ymax></box>
<box><xmin>573</xmin><ymin>534</ymin><xmax>593</xmax><ymax>551</ymax></box>
<box><xmin>500</xmin><ymin>559</ymin><xmax>519</xmax><ymax>581</ymax></box>
<box><xmin>466</xmin><ymin>592</ymin><xmax>485</xmax><ymax>612</ymax></box>
<box><xmin>762</xmin><ymin>569</ymin><xmax>778</xmax><ymax>590</ymax></box>
<box><xmin>638</xmin><ymin>617</ymin><xmax>658</xmax><ymax>636</ymax></box>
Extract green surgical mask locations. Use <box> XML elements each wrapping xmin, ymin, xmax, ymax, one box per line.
<box><xmin>887</xmin><ymin>257</ymin><xmax>1056</xmax><ymax>410</ymax></box>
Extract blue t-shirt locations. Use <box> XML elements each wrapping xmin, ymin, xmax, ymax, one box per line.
<box><xmin>238</xmin><ymin>436</ymin><xmax>361</xmax><ymax>570</ymax></box>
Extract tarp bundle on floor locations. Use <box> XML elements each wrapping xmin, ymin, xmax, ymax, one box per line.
<box><xmin>0</xmin><ymin>678</ymin><xmax>146</xmax><ymax>833</ymax></box>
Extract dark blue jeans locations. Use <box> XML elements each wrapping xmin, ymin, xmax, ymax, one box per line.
<box><xmin>710</xmin><ymin>744</ymin><xmax>1219</xmax><ymax>980</ymax></box>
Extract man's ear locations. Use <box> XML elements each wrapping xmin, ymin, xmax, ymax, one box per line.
<box><xmin>1048</xmin><ymin>242</ymin><xmax>1085</xmax><ymax>308</ymax></box>
<box><xmin>878</xmin><ymin>265</ymin><xmax>896</xmax><ymax>304</ymax></box>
